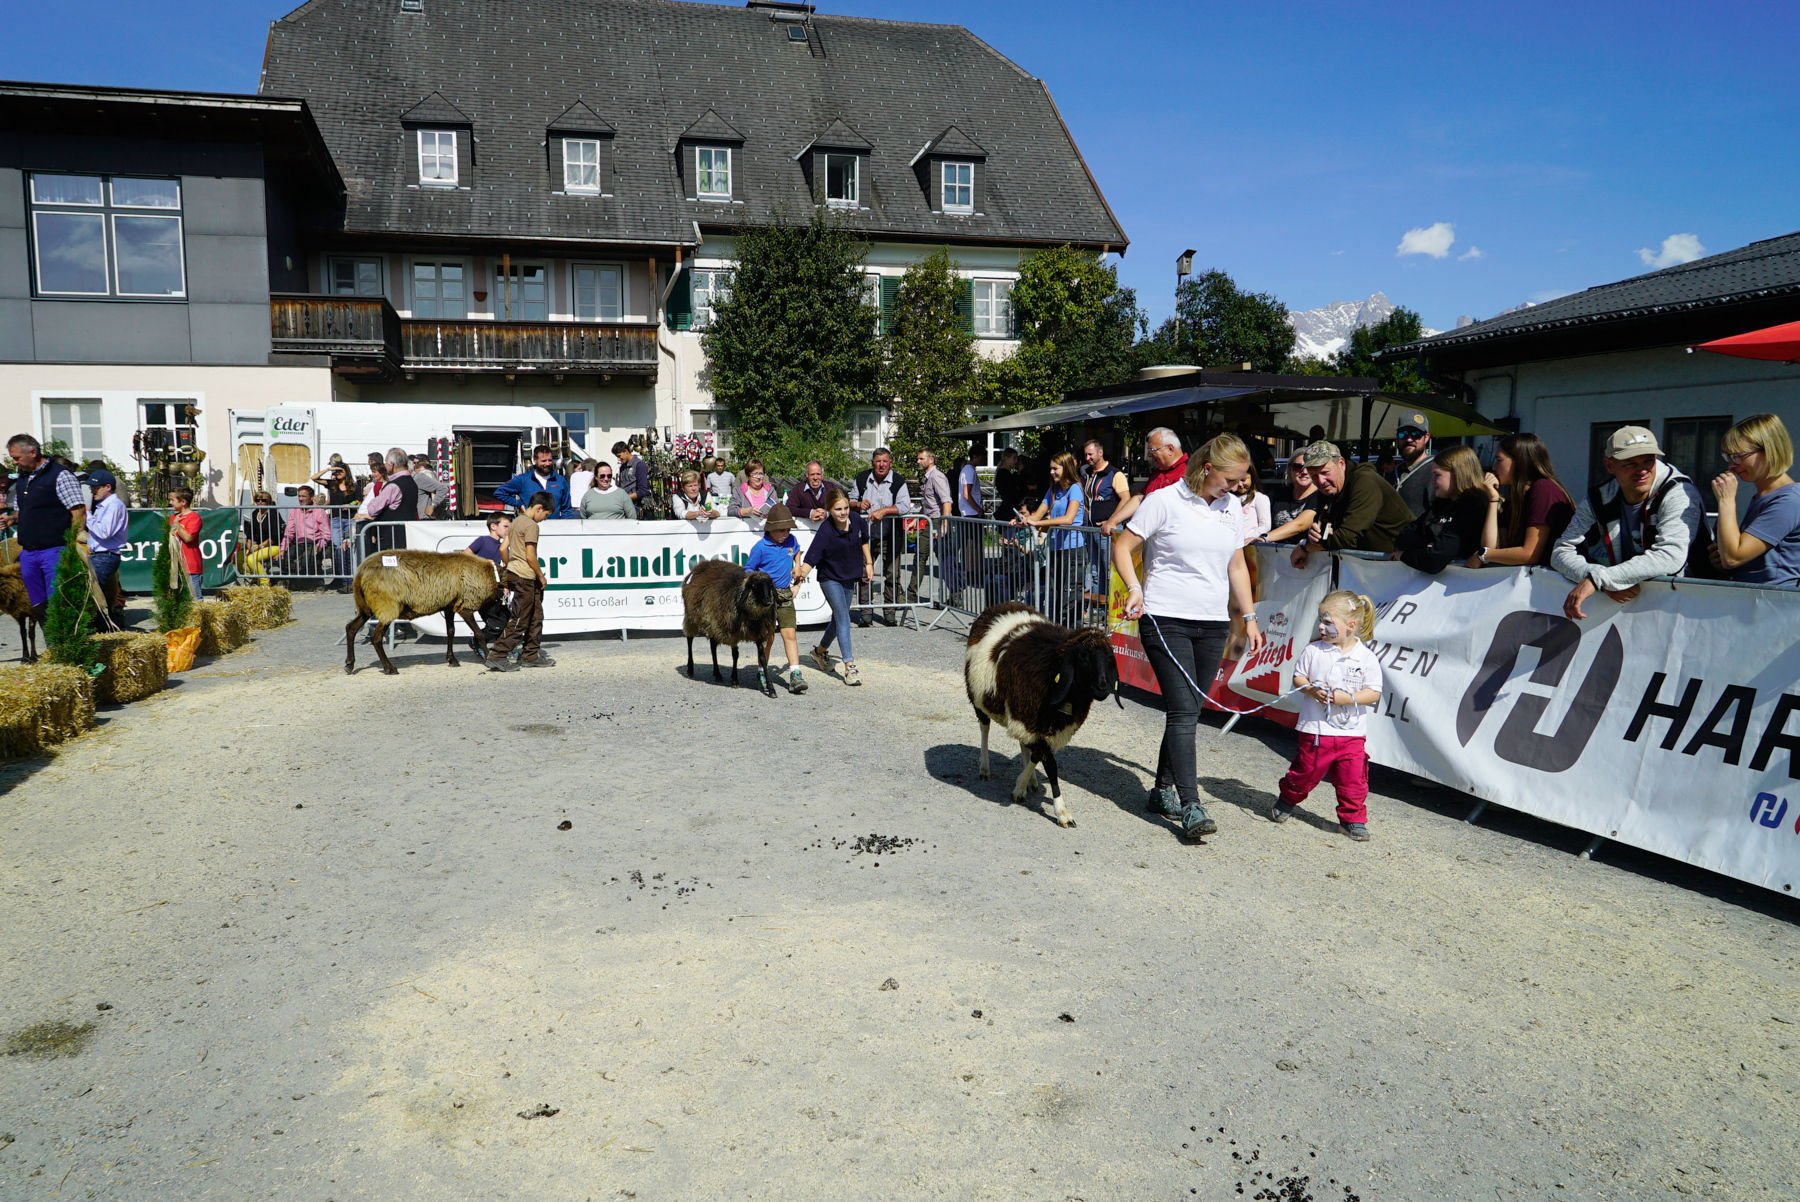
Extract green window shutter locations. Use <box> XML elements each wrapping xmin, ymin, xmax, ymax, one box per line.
<box><xmin>666</xmin><ymin>265</ymin><xmax>692</xmax><ymax>331</ymax></box>
<box><xmin>879</xmin><ymin>276</ymin><xmax>900</xmax><ymax>335</ymax></box>
<box><xmin>953</xmin><ymin>279</ymin><xmax>974</xmax><ymax>335</ymax></box>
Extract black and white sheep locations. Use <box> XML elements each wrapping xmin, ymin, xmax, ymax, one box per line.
<box><xmin>682</xmin><ymin>558</ymin><xmax>779</xmax><ymax>697</ymax></box>
<box><xmin>345</xmin><ymin>549</ymin><xmax>501</xmax><ymax>675</ymax></box>
<box><xmin>964</xmin><ymin>602</ymin><xmax>1120</xmax><ymax>827</ymax></box>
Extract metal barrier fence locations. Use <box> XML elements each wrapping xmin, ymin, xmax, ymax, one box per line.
<box><xmin>928</xmin><ymin>516</ymin><xmax>1113</xmax><ymax>631</ymax></box>
<box><xmin>230</xmin><ymin>506</ymin><xmax>443</xmax><ymax>588</ymax></box>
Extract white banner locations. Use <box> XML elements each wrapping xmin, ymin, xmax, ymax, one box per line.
<box><xmin>1225</xmin><ymin>549</ymin><xmax>1800</xmax><ymax>896</ymax></box>
<box><xmin>399</xmin><ymin>518</ymin><xmax>832</xmax><ymax>634</ymax></box>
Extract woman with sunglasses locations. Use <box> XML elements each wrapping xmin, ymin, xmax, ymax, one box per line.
<box><xmin>1712</xmin><ymin>413</ymin><xmax>1800</xmax><ymax>586</ymax></box>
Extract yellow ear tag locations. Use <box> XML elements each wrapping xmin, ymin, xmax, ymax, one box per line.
<box><xmin>1053</xmin><ymin>672</ymin><xmax>1062</xmax><ymax>683</ymax></box>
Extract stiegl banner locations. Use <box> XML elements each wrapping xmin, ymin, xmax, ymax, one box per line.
<box><xmin>1216</xmin><ymin>548</ymin><xmax>1800</xmax><ymax>897</ymax></box>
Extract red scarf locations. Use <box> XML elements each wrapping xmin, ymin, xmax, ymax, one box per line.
<box><xmin>1144</xmin><ymin>453</ymin><xmax>1190</xmax><ymax>495</ymax></box>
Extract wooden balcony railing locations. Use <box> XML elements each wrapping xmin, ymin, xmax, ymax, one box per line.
<box><xmin>270</xmin><ymin>294</ymin><xmax>402</xmax><ymax>371</ymax></box>
<box><xmin>400</xmin><ymin>318</ymin><xmax>659</xmax><ymax>374</ymax></box>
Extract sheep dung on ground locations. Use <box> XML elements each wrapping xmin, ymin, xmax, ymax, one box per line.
<box><xmin>681</xmin><ymin>558</ymin><xmax>779</xmax><ymax>697</ymax></box>
<box><xmin>0</xmin><ymin>563</ymin><xmax>38</xmax><ymax>663</ymax></box>
<box><xmin>345</xmin><ymin>549</ymin><xmax>500</xmax><ymax>675</ymax></box>
<box><xmin>964</xmin><ymin>602</ymin><xmax>1121</xmax><ymax>828</ymax></box>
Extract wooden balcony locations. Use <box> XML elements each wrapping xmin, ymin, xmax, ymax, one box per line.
<box><xmin>270</xmin><ymin>294</ymin><xmax>402</xmax><ymax>380</ymax></box>
<box><xmin>401</xmin><ymin>318</ymin><xmax>658</xmax><ymax>376</ymax></box>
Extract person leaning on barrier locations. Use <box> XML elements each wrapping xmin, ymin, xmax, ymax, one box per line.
<box><xmin>280</xmin><ymin>486</ymin><xmax>333</xmax><ymax>580</ymax></box>
<box><xmin>1467</xmin><ymin>432</ymin><xmax>1574</xmax><ymax>569</ymax></box>
<box><xmin>487</xmin><ymin>493</ymin><xmax>553</xmax><ymax>671</ymax></box>
<box><xmin>785</xmin><ymin>460</ymin><xmax>835</xmax><ymax>521</ymax></box>
<box><xmin>1288</xmin><ymin>440</ymin><xmax>1414</xmax><ymax>569</ymax></box>
<box><xmin>1266</xmin><ymin>458</ymin><xmax>1320</xmax><ymax>544</ymax></box>
<box><xmin>1390</xmin><ymin>446</ymin><xmax>1488</xmax><ymax>574</ymax></box>
<box><xmin>1099</xmin><ymin>428</ymin><xmax>1187</xmax><ymax>536</ymax></box>
<box><xmin>241</xmin><ymin>491</ymin><xmax>281</xmax><ymax>579</ymax></box>
<box><xmin>672</xmin><ymin>470</ymin><xmax>721</xmax><ymax>520</ymax></box>
<box><xmin>1712</xmin><ymin>413</ymin><xmax>1800</xmax><ymax>587</ymax></box>
<box><xmin>85</xmin><ymin>467</ymin><xmax>130</xmax><ymax>631</ymax></box>
<box><xmin>849</xmin><ymin>447</ymin><xmax>913</xmax><ymax>626</ymax></box>
<box><xmin>1551</xmin><ymin>425</ymin><xmax>1705</xmax><ymax>620</ymax></box>
<box><xmin>733</xmin><ymin>459</ymin><xmax>778</xmax><ymax>518</ymax></box>
<box><xmin>1013</xmin><ymin>451</ymin><xmax>1089</xmax><ymax>626</ymax></box>
<box><xmin>705</xmin><ymin>457</ymin><xmax>737</xmax><ymax>509</ymax></box>
<box><xmin>496</xmin><ymin>444</ymin><xmax>574</xmax><ymax>519</ymax></box>
<box><xmin>580</xmin><ymin>462</ymin><xmax>638</xmax><ymax>520</ymax></box>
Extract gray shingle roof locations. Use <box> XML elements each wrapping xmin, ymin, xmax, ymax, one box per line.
<box><xmin>679</xmin><ymin>107</ymin><xmax>747</xmax><ymax>144</ymax></box>
<box><xmin>803</xmin><ymin>117</ymin><xmax>870</xmax><ymax>153</ymax></box>
<box><xmin>398</xmin><ymin>91</ymin><xmax>472</xmax><ymax>125</ymax></box>
<box><xmin>548</xmin><ymin>101</ymin><xmax>614</xmax><ymax>134</ymax></box>
<box><xmin>260</xmin><ymin>0</ymin><xmax>1127</xmax><ymax>252</ymax></box>
<box><xmin>922</xmin><ymin>124</ymin><xmax>988</xmax><ymax>160</ymax></box>
<box><xmin>1388</xmin><ymin>230</ymin><xmax>1800</xmax><ymax>362</ymax></box>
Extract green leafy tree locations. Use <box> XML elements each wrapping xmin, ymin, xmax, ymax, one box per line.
<box><xmin>702</xmin><ymin>209</ymin><xmax>880</xmax><ymax>460</ymax></box>
<box><xmin>42</xmin><ymin>527</ymin><xmax>101</xmax><ymax>670</ymax></box>
<box><xmin>1143</xmin><ymin>269</ymin><xmax>1295</xmax><ymax>372</ymax></box>
<box><xmin>1332</xmin><ymin>307</ymin><xmax>1431</xmax><ymax>393</ymax></box>
<box><xmin>152</xmin><ymin>521</ymin><xmax>192</xmax><ymax>633</ymax></box>
<box><xmin>883</xmin><ymin>250</ymin><xmax>978</xmax><ymax>462</ymax></box>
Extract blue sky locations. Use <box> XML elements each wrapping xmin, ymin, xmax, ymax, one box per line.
<box><xmin>8</xmin><ymin>0</ymin><xmax>1797</xmax><ymax>332</ymax></box>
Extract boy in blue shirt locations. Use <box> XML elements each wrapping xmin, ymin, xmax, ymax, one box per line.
<box><xmin>745</xmin><ymin>504</ymin><xmax>807</xmax><ymax>694</ymax></box>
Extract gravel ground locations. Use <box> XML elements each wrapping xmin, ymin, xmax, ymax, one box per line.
<box><xmin>1</xmin><ymin>593</ymin><xmax>1796</xmax><ymax>1201</ymax></box>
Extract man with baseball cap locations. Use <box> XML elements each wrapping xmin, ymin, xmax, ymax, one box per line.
<box><xmin>1392</xmin><ymin>411</ymin><xmax>1435</xmax><ymax>518</ymax></box>
<box><xmin>1287</xmin><ymin>439</ymin><xmax>1414</xmax><ymax>569</ymax></box>
<box><xmin>85</xmin><ymin>468</ymin><xmax>132</xmax><ymax>631</ymax></box>
<box><xmin>1551</xmin><ymin>424</ymin><xmax>1706</xmax><ymax>620</ymax></box>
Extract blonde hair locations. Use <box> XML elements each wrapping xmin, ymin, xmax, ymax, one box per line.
<box><xmin>1187</xmin><ymin>433</ymin><xmax>1250</xmax><ymax>491</ymax></box>
<box><xmin>1321</xmin><ymin>590</ymin><xmax>1376</xmax><ymax>642</ymax></box>
<box><xmin>1433</xmin><ymin>445</ymin><xmax>1486</xmax><ymax>498</ymax></box>
<box><xmin>679</xmin><ymin>469</ymin><xmax>701</xmax><ymax>488</ymax></box>
<box><xmin>1723</xmin><ymin>413</ymin><xmax>1794</xmax><ymax>477</ymax></box>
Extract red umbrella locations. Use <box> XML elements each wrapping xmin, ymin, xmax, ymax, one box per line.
<box><xmin>1692</xmin><ymin>319</ymin><xmax>1800</xmax><ymax>363</ymax></box>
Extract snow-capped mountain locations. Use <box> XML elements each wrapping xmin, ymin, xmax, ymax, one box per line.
<box><xmin>1287</xmin><ymin>291</ymin><xmax>1437</xmax><ymax>360</ymax></box>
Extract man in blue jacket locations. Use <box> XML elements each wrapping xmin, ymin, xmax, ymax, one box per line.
<box><xmin>494</xmin><ymin>445</ymin><xmax>573</xmax><ymax>518</ymax></box>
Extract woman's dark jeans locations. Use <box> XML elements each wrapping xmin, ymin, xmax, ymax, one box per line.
<box><xmin>1139</xmin><ymin>613</ymin><xmax>1231</xmax><ymax>807</ymax></box>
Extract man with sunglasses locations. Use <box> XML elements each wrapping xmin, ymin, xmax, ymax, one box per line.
<box><xmin>1393</xmin><ymin>412</ymin><xmax>1434</xmax><ymax>518</ymax></box>
<box><xmin>579</xmin><ymin>462</ymin><xmax>637</xmax><ymax>520</ymax></box>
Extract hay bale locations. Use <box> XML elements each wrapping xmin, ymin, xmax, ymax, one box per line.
<box><xmin>0</xmin><ymin>663</ymin><xmax>95</xmax><ymax>759</ymax></box>
<box><xmin>220</xmin><ymin>583</ymin><xmax>292</xmax><ymax>631</ymax></box>
<box><xmin>194</xmin><ymin>600</ymin><xmax>250</xmax><ymax>658</ymax></box>
<box><xmin>90</xmin><ymin>632</ymin><xmax>169</xmax><ymax>705</ymax></box>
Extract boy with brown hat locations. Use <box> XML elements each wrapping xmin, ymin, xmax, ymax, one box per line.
<box><xmin>744</xmin><ymin>504</ymin><xmax>808</xmax><ymax>693</ymax></box>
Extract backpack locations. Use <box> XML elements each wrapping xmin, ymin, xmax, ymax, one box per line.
<box><xmin>1577</xmin><ymin>466</ymin><xmax>1722</xmax><ymax>580</ymax></box>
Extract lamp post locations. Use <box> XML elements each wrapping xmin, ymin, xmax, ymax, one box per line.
<box><xmin>1174</xmin><ymin>249</ymin><xmax>1195</xmax><ymax>346</ymax></box>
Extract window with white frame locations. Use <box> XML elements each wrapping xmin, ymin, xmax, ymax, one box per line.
<box><xmin>692</xmin><ymin>408</ymin><xmax>733</xmax><ymax>454</ymax></box>
<box><xmin>411</xmin><ymin>261</ymin><xmax>467</xmax><ymax>319</ymax></box>
<box><xmin>41</xmin><ymin>399</ymin><xmax>105</xmax><ymax>463</ymax></box>
<box><xmin>824</xmin><ymin>153</ymin><xmax>858</xmax><ymax>206</ymax></box>
<box><xmin>139</xmin><ymin>399</ymin><xmax>198</xmax><ymax>459</ymax></box>
<box><xmin>973</xmin><ymin>279</ymin><xmax>1014</xmax><ymax>338</ymax></box>
<box><xmin>696</xmin><ymin>147</ymin><xmax>731</xmax><ymax>200</ymax></box>
<box><xmin>863</xmin><ymin>272</ymin><xmax>882</xmax><ymax>334</ymax></box>
<box><xmin>495</xmin><ymin>263</ymin><xmax>548</xmax><ymax>321</ymax></box>
<box><xmin>573</xmin><ymin>263</ymin><xmax>624</xmax><ymax>321</ymax></box>
<box><xmin>329</xmin><ymin>257</ymin><xmax>384</xmax><ymax>297</ymax></box>
<box><xmin>28</xmin><ymin>173</ymin><xmax>186</xmax><ymax>298</ymax></box>
<box><xmin>941</xmin><ymin>161</ymin><xmax>973</xmax><ymax>213</ymax></box>
<box><xmin>563</xmin><ymin>138</ymin><xmax>600</xmax><ymax>194</ymax></box>
<box><xmin>852</xmin><ymin>408</ymin><xmax>883</xmax><ymax>454</ymax></box>
<box><xmin>417</xmin><ymin>130</ymin><xmax>458</xmax><ymax>186</ymax></box>
<box><xmin>691</xmin><ymin>268</ymin><xmax>731</xmax><ymax>330</ymax></box>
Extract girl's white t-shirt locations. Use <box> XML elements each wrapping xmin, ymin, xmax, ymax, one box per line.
<box><xmin>1292</xmin><ymin>639</ymin><xmax>1385</xmax><ymax>736</ymax></box>
<box><xmin>1126</xmin><ymin>481</ymin><xmax>1242</xmax><ymax>621</ymax></box>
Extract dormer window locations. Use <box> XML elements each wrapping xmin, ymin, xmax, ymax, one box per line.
<box><xmin>824</xmin><ymin>153</ymin><xmax>859</xmax><ymax>207</ymax></box>
<box><xmin>942</xmin><ymin>161</ymin><xmax>973</xmax><ymax>213</ymax></box>
<box><xmin>697</xmin><ymin>147</ymin><xmax>732</xmax><ymax>201</ymax></box>
<box><xmin>418</xmin><ymin>130</ymin><xmax>458</xmax><ymax>186</ymax></box>
<box><xmin>563</xmin><ymin>138</ymin><xmax>600</xmax><ymax>194</ymax></box>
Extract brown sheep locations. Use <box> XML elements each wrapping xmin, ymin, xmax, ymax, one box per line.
<box><xmin>345</xmin><ymin>549</ymin><xmax>500</xmax><ymax>675</ymax></box>
<box><xmin>0</xmin><ymin>563</ymin><xmax>38</xmax><ymax>663</ymax></box>
<box><xmin>965</xmin><ymin>602</ymin><xmax>1121</xmax><ymax>827</ymax></box>
<box><xmin>682</xmin><ymin>558</ymin><xmax>779</xmax><ymax>696</ymax></box>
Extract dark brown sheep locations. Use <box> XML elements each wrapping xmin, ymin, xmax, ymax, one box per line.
<box><xmin>0</xmin><ymin>563</ymin><xmax>38</xmax><ymax>663</ymax></box>
<box><xmin>964</xmin><ymin>602</ymin><xmax>1120</xmax><ymax>827</ymax></box>
<box><xmin>682</xmin><ymin>558</ymin><xmax>779</xmax><ymax>696</ymax></box>
<box><xmin>345</xmin><ymin>549</ymin><xmax>500</xmax><ymax>675</ymax></box>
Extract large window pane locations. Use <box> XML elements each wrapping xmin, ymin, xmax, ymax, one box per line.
<box><xmin>331</xmin><ymin>258</ymin><xmax>383</xmax><ymax>297</ymax></box>
<box><xmin>33</xmin><ymin>211</ymin><xmax>110</xmax><ymax>294</ymax></box>
<box><xmin>826</xmin><ymin>154</ymin><xmax>857</xmax><ymax>205</ymax></box>
<box><xmin>574</xmin><ymin>265</ymin><xmax>623</xmax><ymax>321</ymax></box>
<box><xmin>564</xmin><ymin>139</ymin><xmax>599</xmax><ymax>192</ymax></box>
<box><xmin>499</xmin><ymin>265</ymin><xmax>547</xmax><ymax>321</ymax></box>
<box><xmin>419</xmin><ymin>131</ymin><xmax>457</xmax><ymax>184</ymax></box>
<box><xmin>113</xmin><ymin>214</ymin><xmax>185</xmax><ymax>296</ymax></box>
<box><xmin>111</xmin><ymin>178</ymin><xmax>181</xmax><ymax>208</ymax></box>
<box><xmin>31</xmin><ymin>174</ymin><xmax>103</xmax><ymax>205</ymax></box>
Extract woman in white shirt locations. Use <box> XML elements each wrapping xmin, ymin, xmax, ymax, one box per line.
<box><xmin>1111</xmin><ymin>433</ymin><xmax>1266</xmax><ymax>841</ymax></box>
<box><xmin>671</xmin><ymin>470</ymin><xmax>720</xmax><ymax>520</ymax></box>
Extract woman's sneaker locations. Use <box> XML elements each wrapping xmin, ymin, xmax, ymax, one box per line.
<box><xmin>1181</xmin><ymin>803</ymin><xmax>1217</xmax><ymax>840</ymax></box>
<box><xmin>1145</xmin><ymin>785</ymin><xmax>1181</xmax><ymax>817</ymax></box>
<box><xmin>843</xmin><ymin>662</ymin><xmax>862</xmax><ymax>686</ymax></box>
<box><xmin>809</xmin><ymin>646</ymin><xmax>832</xmax><ymax>673</ymax></box>
<box><xmin>1341</xmin><ymin>822</ymin><xmax>1371</xmax><ymax>842</ymax></box>
<box><xmin>789</xmin><ymin>666</ymin><xmax>808</xmax><ymax>694</ymax></box>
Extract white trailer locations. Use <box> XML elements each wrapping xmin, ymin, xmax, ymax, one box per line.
<box><xmin>228</xmin><ymin>402</ymin><xmax>589</xmax><ymax>509</ymax></box>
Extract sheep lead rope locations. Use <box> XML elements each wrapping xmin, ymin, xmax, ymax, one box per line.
<box><xmin>1128</xmin><ymin>613</ymin><xmax>1354</xmax><ymax>734</ymax></box>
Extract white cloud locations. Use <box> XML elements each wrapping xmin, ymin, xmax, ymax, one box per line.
<box><xmin>1637</xmin><ymin>233</ymin><xmax>1706</xmax><ymax>269</ymax></box>
<box><xmin>1397</xmin><ymin>222</ymin><xmax>1455</xmax><ymax>259</ymax></box>
<box><xmin>1458</xmin><ymin>246</ymin><xmax>1485</xmax><ymax>261</ymax></box>
<box><xmin>1330</xmin><ymin>249</ymin><xmax>1345</xmax><ymax>256</ymax></box>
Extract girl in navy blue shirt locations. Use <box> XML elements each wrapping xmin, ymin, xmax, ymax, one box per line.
<box><xmin>799</xmin><ymin>488</ymin><xmax>872</xmax><ymax>686</ymax></box>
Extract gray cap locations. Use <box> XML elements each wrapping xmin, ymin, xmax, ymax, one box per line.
<box><xmin>1294</xmin><ymin>440</ymin><xmax>1343</xmax><ymax>468</ymax></box>
<box><xmin>1604</xmin><ymin>425</ymin><xmax>1661</xmax><ymax>460</ymax></box>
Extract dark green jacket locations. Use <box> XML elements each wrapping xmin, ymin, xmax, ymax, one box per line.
<box><xmin>1320</xmin><ymin>462</ymin><xmax>1413</xmax><ymax>553</ymax></box>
